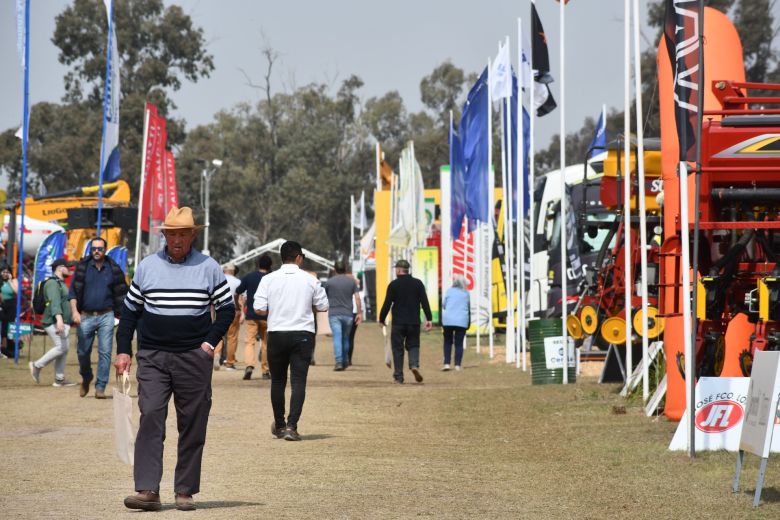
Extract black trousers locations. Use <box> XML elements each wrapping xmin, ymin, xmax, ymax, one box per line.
<box><xmin>267</xmin><ymin>331</ymin><xmax>315</xmax><ymax>429</ymax></box>
<box><xmin>134</xmin><ymin>348</ymin><xmax>213</xmax><ymax>495</ymax></box>
<box><xmin>390</xmin><ymin>324</ymin><xmax>420</xmax><ymax>382</ymax></box>
<box><xmin>442</xmin><ymin>326</ymin><xmax>466</xmax><ymax>365</ymax></box>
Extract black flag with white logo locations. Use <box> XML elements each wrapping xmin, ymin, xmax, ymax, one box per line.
<box><xmin>664</xmin><ymin>0</ymin><xmax>702</xmax><ymax>162</ymax></box>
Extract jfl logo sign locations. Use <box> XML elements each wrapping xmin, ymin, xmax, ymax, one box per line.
<box><xmin>695</xmin><ymin>400</ymin><xmax>744</xmax><ymax>433</ymax></box>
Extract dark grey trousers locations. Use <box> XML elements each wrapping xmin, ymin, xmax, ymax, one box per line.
<box><xmin>134</xmin><ymin>348</ymin><xmax>213</xmax><ymax>495</ymax></box>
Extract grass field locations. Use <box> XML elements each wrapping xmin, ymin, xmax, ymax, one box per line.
<box><xmin>0</xmin><ymin>323</ymin><xmax>778</xmax><ymax>519</ymax></box>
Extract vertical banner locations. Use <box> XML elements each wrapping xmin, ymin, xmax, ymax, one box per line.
<box><xmin>33</xmin><ymin>231</ymin><xmax>66</xmax><ymax>289</ymax></box>
<box><xmin>100</xmin><ymin>0</ymin><xmax>121</xmax><ymax>182</ymax></box>
<box><xmin>413</xmin><ymin>247</ymin><xmax>439</xmax><ymax>323</ymax></box>
<box><xmin>140</xmin><ymin>104</ymin><xmax>163</xmax><ymax>232</ymax></box>
<box><xmin>663</xmin><ymin>0</ymin><xmax>701</xmax><ymax>162</ymax></box>
<box><xmin>165</xmin><ymin>150</ymin><xmax>178</xmax><ymax>211</ymax></box>
<box><xmin>452</xmin><ymin>221</ymin><xmax>490</xmax><ymax>334</ymax></box>
<box><xmin>440</xmin><ymin>166</ymin><xmax>452</xmax><ymax>294</ymax></box>
<box><xmin>475</xmin><ymin>221</ymin><xmax>492</xmax><ymax>333</ymax></box>
<box><xmin>151</xmin><ymin>124</ymin><xmax>167</xmax><ymax>224</ymax></box>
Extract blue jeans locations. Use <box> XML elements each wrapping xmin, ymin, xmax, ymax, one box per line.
<box><xmin>328</xmin><ymin>315</ymin><xmax>353</xmax><ymax>365</ymax></box>
<box><xmin>77</xmin><ymin>312</ymin><xmax>114</xmax><ymax>390</ymax></box>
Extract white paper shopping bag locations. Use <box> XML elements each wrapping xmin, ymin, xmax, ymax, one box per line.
<box><xmin>112</xmin><ymin>372</ymin><xmax>136</xmax><ymax>465</ymax></box>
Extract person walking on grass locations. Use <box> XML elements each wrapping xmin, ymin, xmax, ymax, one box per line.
<box><xmin>235</xmin><ymin>254</ymin><xmax>273</xmax><ymax>381</ymax></box>
<box><xmin>69</xmin><ymin>236</ymin><xmax>128</xmax><ymax>399</ymax></box>
<box><xmin>441</xmin><ymin>275</ymin><xmax>470</xmax><ymax>371</ymax></box>
<box><xmin>115</xmin><ymin>207</ymin><xmax>234</xmax><ymax>512</ymax></box>
<box><xmin>213</xmin><ymin>263</ymin><xmax>242</xmax><ymax>371</ymax></box>
<box><xmin>254</xmin><ymin>241</ymin><xmax>328</xmax><ymax>441</ymax></box>
<box><xmin>325</xmin><ymin>260</ymin><xmax>361</xmax><ymax>371</ymax></box>
<box><xmin>379</xmin><ymin>259</ymin><xmax>432</xmax><ymax>384</ymax></box>
<box><xmin>30</xmin><ymin>258</ymin><xmax>77</xmax><ymax>388</ymax></box>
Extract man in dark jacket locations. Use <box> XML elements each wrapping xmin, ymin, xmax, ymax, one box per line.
<box><xmin>69</xmin><ymin>237</ymin><xmax>128</xmax><ymax>399</ymax></box>
<box><xmin>379</xmin><ymin>259</ymin><xmax>432</xmax><ymax>384</ymax></box>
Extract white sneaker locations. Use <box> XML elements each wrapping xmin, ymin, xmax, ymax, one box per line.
<box><xmin>29</xmin><ymin>362</ymin><xmax>40</xmax><ymax>384</ymax></box>
<box><xmin>441</xmin><ymin>364</ymin><xmax>451</xmax><ymax>371</ymax></box>
<box><xmin>454</xmin><ymin>365</ymin><xmax>462</xmax><ymax>371</ymax></box>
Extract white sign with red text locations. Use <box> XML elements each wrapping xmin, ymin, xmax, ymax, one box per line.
<box><xmin>669</xmin><ymin>377</ymin><xmax>780</xmax><ymax>452</ymax></box>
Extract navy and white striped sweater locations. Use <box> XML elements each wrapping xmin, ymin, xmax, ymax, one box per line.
<box><xmin>116</xmin><ymin>248</ymin><xmax>235</xmax><ymax>355</ymax></box>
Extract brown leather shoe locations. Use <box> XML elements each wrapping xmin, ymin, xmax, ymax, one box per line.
<box><xmin>175</xmin><ymin>493</ymin><xmax>196</xmax><ymax>511</ymax></box>
<box><xmin>79</xmin><ymin>379</ymin><xmax>91</xmax><ymax>398</ymax></box>
<box><xmin>95</xmin><ymin>388</ymin><xmax>107</xmax><ymax>399</ymax></box>
<box><xmin>124</xmin><ymin>490</ymin><xmax>161</xmax><ymax>511</ymax></box>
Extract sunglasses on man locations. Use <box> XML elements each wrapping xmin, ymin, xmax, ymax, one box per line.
<box><xmin>92</xmin><ymin>247</ymin><xmax>106</xmax><ymax>252</ymax></box>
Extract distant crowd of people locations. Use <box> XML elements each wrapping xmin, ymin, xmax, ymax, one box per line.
<box><xmin>12</xmin><ymin>205</ymin><xmax>473</xmax><ymax>511</ymax></box>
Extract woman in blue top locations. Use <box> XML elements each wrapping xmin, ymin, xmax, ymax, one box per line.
<box><xmin>441</xmin><ymin>275</ymin><xmax>470</xmax><ymax>371</ymax></box>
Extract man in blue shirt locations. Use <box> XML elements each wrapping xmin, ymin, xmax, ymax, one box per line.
<box><xmin>69</xmin><ymin>236</ymin><xmax>128</xmax><ymax>399</ymax></box>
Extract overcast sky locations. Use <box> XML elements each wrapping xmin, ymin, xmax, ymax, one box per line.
<box><xmin>1</xmin><ymin>1</ymin><xmax>778</xmax><ymax>158</ymax></box>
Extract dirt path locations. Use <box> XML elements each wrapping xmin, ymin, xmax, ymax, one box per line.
<box><xmin>1</xmin><ymin>324</ymin><xmax>778</xmax><ymax>519</ymax></box>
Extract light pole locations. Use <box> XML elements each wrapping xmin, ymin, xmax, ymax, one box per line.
<box><xmin>200</xmin><ymin>158</ymin><xmax>222</xmax><ymax>256</ymax></box>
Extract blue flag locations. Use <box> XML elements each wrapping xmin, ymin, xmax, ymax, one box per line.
<box><xmin>588</xmin><ymin>107</ymin><xmax>607</xmax><ymax>159</ymax></box>
<box><xmin>460</xmin><ymin>68</ymin><xmax>490</xmax><ymax>230</ymax></box>
<box><xmin>449</xmin><ymin>120</ymin><xmax>467</xmax><ymax>241</ymax></box>
<box><xmin>100</xmin><ymin>0</ymin><xmax>121</xmax><ymax>182</ymax></box>
<box><xmin>33</xmin><ymin>231</ymin><xmax>66</xmax><ymax>290</ymax></box>
<box><xmin>107</xmin><ymin>246</ymin><xmax>128</xmax><ymax>273</ymax></box>
<box><xmin>504</xmin><ymin>73</ymin><xmax>531</xmax><ymax>220</ymax></box>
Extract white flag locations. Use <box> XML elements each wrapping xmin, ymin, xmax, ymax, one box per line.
<box><xmin>100</xmin><ymin>0</ymin><xmax>121</xmax><ymax>182</ymax></box>
<box><xmin>388</xmin><ymin>143</ymin><xmax>426</xmax><ymax>248</ymax></box>
<box><xmin>490</xmin><ymin>41</ymin><xmax>512</xmax><ymax>102</ymax></box>
<box><xmin>352</xmin><ymin>192</ymin><xmax>367</xmax><ymax>230</ymax></box>
<box><xmin>15</xmin><ymin>0</ymin><xmax>26</xmax><ymax>68</ymax></box>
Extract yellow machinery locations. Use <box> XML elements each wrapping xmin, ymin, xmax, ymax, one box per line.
<box><xmin>18</xmin><ymin>181</ymin><xmax>133</xmax><ymax>260</ymax></box>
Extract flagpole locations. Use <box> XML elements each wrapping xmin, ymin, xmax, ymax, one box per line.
<box><xmin>134</xmin><ymin>106</ymin><xmax>150</xmax><ymax>268</ymax></box>
<box><xmin>501</xmin><ymin>36</ymin><xmax>520</xmax><ymax>363</ymax></box>
<box><xmin>449</xmin><ymin>110</ymin><xmax>455</xmax><ymax>285</ymax></box>
<box><xmin>515</xmin><ymin>20</ymin><xmax>526</xmax><ymax>370</ymax></box>
<box><xmin>621</xmin><ymin>0</ymin><xmax>633</xmax><ymax>391</ymax></box>
<box><xmin>487</xmin><ymin>57</ymin><xmax>494</xmax><ymax>360</ymax></box>
<box><xmin>525</xmin><ymin>9</ymin><xmax>535</xmax><ymax>373</ymax></box>
<box><xmin>688</xmin><ymin>0</ymin><xmax>706</xmax><ymax>459</ymax></box>
<box><xmin>13</xmin><ymin>0</ymin><xmax>31</xmax><ymax>365</ymax></box>
<box><xmin>360</xmin><ymin>190</ymin><xmax>366</xmax><ymax>274</ymax></box>
<box><xmin>411</xmin><ymin>141</ymin><xmax>418</xmax><ymax>252</ymax></box>
<box><xmin>97</xmin><ymin>0</ymin><xmax>115</xmax><ymax>238</ymax></box>
<box><xmin>503</xmin><ymin>35</ymin><xmax>516</xmax><ymax>366</ymax></box>
<box><xmin>559</xmin><ymin>0</ymin><xmax>568</xmax><ymax>384</ymax></box>
<box><xmin>505</xmin><ymin>95</ymin><xmax>516</xmax><ymax>365</ymax></box>
<box><xmin>632</xmin><ymin>0</ymin><xmax>650</xmax><ymax>402</ymax></box>
<box><xmin>350</xmin><ymin>194</ymin><xmax>355</xmax><ymax>263</ymax></box>
<box><xmin>498</xmin><ymin>49</ymin><xmax>514</xmax><ymax>364</ymax></box>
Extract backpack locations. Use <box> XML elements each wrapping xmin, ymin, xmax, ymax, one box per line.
<box><xmin>33</xmin><ymin>278</ymin><xmax>54</xmax><ymax>315</ymax></box>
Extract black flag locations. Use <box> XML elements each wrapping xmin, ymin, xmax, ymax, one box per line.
<box><xmin>531</xmin><ymin>3</ymin><xmax>553</xmax><ymax>85</ymax></box>
<box><xmin>664</xmin><ymin>0</ymin><xmax>701</xmax><ymax>162</ymax></box>
<box><xmin>531</xmin><ymin>2</ymin><xmax>557</xmax><ymax>117</ymax></box>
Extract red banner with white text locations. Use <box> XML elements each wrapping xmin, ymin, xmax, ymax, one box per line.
<box><xmin>165</xmin><ymin>150</ymin><xmax>179</xmax><ymax>212</ymax></box>
<box><xmin>141</xmin><ymin>104</ymin><xmax>168</xmax><ymax>232</ymax></box>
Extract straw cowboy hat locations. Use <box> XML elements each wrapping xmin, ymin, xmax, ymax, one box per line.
<box><xmin>157</xmin><ymin>207</ymin><xmax>206</xmax><ymax>230</ymax></box>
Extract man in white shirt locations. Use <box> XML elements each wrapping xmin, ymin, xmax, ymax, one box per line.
<box><xmin>254</xmin><ymin>241</ymin><xmax>328</xmax><ymax>441</ymax></box>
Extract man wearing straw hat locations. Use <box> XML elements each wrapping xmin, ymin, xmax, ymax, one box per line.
<box><xmin>115</xmin><ymin>207</ymin><xmax>235</xmax><ymax>512</ymax></box>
